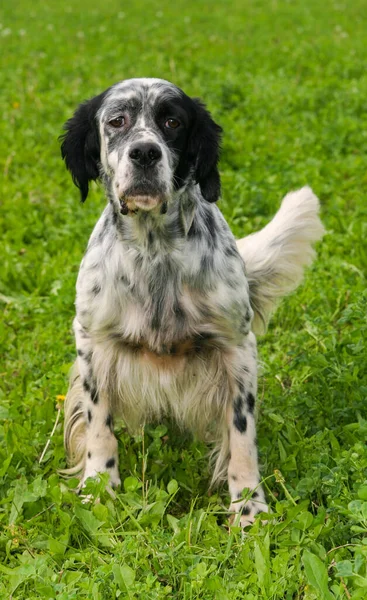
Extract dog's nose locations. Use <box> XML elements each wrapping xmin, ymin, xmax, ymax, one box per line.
<box><xmin>129</xmin><ymin>143</ymin><xmax>162</xmax><ymax>168</ymax></box>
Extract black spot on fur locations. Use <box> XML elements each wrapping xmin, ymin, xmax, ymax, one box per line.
<box><xmin>202</xmin><ymin>208</ymin><xmax>217</xmax><ymax>247</ymax></box>
<box><xmin>237</xmin><ymin>380</ymin><xmax>245</xmax><ymax>394</ymax></box>
<box><xmin>252</xmin><ymin>490</ymin><xmax>258</xmax><ymax>498</ymax></box>
<box><xmin>83</xmin><ymin>380</ymin><xmax>91</xmax><ymax>393</ymax></box>
<box><xmin>241</xmin><ymin>505</ymin><xmax>251</xmax><ymax>516</ymax></box>
<box><xmin>234</xmin><ymin>413</ymin><xmax>247</xmax><ymax>434</ymax></box>
<box><xmin>77</xmin><ymin>349</ymin><xmax>84</xmax><ymax>357</ymax></box>
<box><xmin>92</xmin><ymin>282</ymin><xmax>101</xmax><ymax>296</ymax></box>
<box><xmin>105</xmin><ymin>457</ymin><xmax>115</xmax><ymax>469</ymax></box>
<box><xmin>173</xmin><ymin>302</ymin><xmax>186</xmax><ymax>324</ymax></box>
<box><xmin>233</xmin><ymin>395</ymin><xmax>244</xmax><ymax>413</ymax></box>
<box><xmin>87</xmin><ymin>409</ymin><xmax>92</xmax><ymax>423</ymax></box>
<box><xmin>231</xmin><ymin>474</ymin><xmax>237</xmax><ymax>482</ymax></box>
<box><xmin>106</xmin><ymin>414</ymin><xmax>113</xmax><ymax>430</ymax></box>
<box><xmin>200</xmin><ymin>253</ymin><xmax>214</xmax><ymax>271</ymax></box>
<box><xmin>247</xmin><ymin>392</ymin><xmax>255</xmax><ymax>413</ymax></box>
<box><xmin>111</xmin><ymin>208</ymin><xmax>118</xmax><ymax>225</ymax></box>
<box><xmin>91</xmin><ymin>387</ymin><xmax>99</xmax><ymax>404</ymax></box>
<box><xmin>87</xmin><ymin>451</ymin><xmax>91</xmax><ymax>459</ymax></box>
<box><xmin>233</xmin><ymin>395</ymin><xmax>247</xmax><ymax>433</ymax></box>
<box><xmin>224</xmin><ymin>243</ymin><xmax>238</xmax><ymax>258</ymax></box>
<box><xmin>120</xmin><ymin>273</ymin><xmax>129</xmax><ymax>286</ymax></box>
<box><xmin>237</xmin><ymin>492</ymin><xmax>243</xmax><ymax>499</ymax></box>
<box><xmin>187</xmin><ymin>217</ymin><xmax>203</xmax><ymax>240</ymax></box>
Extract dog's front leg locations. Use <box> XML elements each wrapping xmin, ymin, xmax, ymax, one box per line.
<box><xmin>65</xmin><ymin>318</ymin><xmax>121</xmax><ymax>489</ymax></box>
<box><xmin>227</xmin><ymin>340</ymin><xmax>268</xmax><ymax>526</ymax></box>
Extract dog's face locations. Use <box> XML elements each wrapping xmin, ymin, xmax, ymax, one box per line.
<box><xmin>61</xmin><ymin>78</ymin><xmax>222</xmax><ymax>214</ymax></box>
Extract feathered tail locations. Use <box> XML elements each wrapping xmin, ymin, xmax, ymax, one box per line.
<box><xmin>236</xmin><ymin>186</ymin><xmax>325</xmax><ymax>334</ymax></box>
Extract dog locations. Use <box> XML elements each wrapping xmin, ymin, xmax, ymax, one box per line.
<box><xmin>60</xmin><ymin>78</ymin><xmax>324</xmax><ymax>526</ymax></box>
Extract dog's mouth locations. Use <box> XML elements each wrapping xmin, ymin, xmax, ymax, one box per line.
<box><xmin>120</xmin><ymin>194</ymin><xmax>163</xmax><ymax>215</ymax></box>
<box><xmin>118</xmin><ymin>182</ymin><xmax>168</xmax><ymax>216</ymax></box>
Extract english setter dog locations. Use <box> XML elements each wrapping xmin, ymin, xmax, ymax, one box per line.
<box><xmin>61</xmin><ymin>78</ymin><xmax>324</xmax><ymax>526</ymax></box>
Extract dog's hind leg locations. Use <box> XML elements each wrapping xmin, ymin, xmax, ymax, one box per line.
<box><xmin>63</xmin><ymin>318</ymin><xmax>121</xmax><ymax>489</ymax></box>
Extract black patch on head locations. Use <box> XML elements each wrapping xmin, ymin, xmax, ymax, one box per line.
<box><xmin>60</xmin><ymin>90</ymin><xmax>108</xmax><ymax>202</ymax></box>
<box><xmin>241</xmin><ymin>505</ymin><xmax>251</xmax><ymax>516</ymax></box>
<box><xmin>83</xmin><ymin>380</ymin><xmax>91</xmax><ymax>393</ymax></box>
<box><xmin>247</xmin><ymin>392</ymin><xmax>255</xmax><ymax>413</ymax></box>
<box><xmin>157</xmin><ymin>91</ymin><xmax>222</xmax><ymax>202</ymax></box>
<box><xmin>77</xmin><ymin>349</ymin><xmax>84</xmax><ymax>357</ymax></box>
<box><xmin>252</xmin><ymin>491</ymin><xmax>258</xmax><ymax>498</ymax></box>
<box><xmin>87</xmin><ymin>409</ymin><xmax>92</xmax><ymax>423</ymax></box>
<box><xmin>87</xmin><ymin>451</ymin><xmax>91</xmax><ymax>459</ymax></box>
<box><xmin>105</xmin><ymin>457</ymin><xmax>116</xmax><ymax>469</ymax></box>
<box><xmin>187</xmin><ymin>99</ymin><xmax>222</xmax><ymax>203</ymax></box>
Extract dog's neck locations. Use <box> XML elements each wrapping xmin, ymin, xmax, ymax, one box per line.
<box><xmin>109</xmin><ymin>184</ymin><xmax>199</xmax><ymax>252</ymax></box>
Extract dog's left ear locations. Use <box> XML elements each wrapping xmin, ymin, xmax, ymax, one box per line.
<box><xmin>189</xmin><ymin>99</ymin><xmax>222</xmax><ymax>203</ymax></box>
<box><xmin>60</xmin><ymin>92</ymin><xmax>106</xmax><ymax>202</ymax></box>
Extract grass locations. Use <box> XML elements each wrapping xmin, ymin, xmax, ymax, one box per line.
<box><xmin>1</xmin><ymin>0</ymin><xmax>367</xmax><ymax>597</ymax></box>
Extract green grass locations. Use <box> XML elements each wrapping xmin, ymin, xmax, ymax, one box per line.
<box><xmin>1</xmin><ymin>0</ymin><xmax>367</xmax><ymax>597</ymax></box>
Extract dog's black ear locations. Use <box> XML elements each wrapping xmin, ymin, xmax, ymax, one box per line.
<box><xmin>189</xmin><ymin>99</ymin><xmax>222</xmax><ymax>203</ymax></box>
<box><xmin>60</xmin><ymin>92</ymin><xmax>105</xmax><ymax>202</ymax></box>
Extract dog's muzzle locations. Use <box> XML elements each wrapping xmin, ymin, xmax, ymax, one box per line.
<box><xmin>117</xmin><ymin>141</ymin><xmax>168</xmax><ymax>215</ymax></box>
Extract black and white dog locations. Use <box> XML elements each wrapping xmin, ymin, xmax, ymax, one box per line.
<box><xmin>61</xmin><ymin>78</ymin><xmax>324</xmax><ymax>526</ymax></box>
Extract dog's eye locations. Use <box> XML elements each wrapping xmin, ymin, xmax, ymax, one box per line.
<box><xmin>165</xmin><ymin>118</ymin><xmax>180</xmax><ymax>130</ymax></box>
<box><xmin>109</xmin><ymin>116</ymin><xmax>125</xmax><ymax>128</ymax></box>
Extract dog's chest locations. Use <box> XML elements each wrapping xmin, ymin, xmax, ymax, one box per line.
<box><xmin>77</xmin><ymin>226</ymin><xmax>251</xmax><ymax>355</ymax></box>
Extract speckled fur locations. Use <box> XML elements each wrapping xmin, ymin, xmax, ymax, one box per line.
<box><xmin>60</xmin><ymin>78</ymin><xmax>324</xmax><ymax>525</ymax></box>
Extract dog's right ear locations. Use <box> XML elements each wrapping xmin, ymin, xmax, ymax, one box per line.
<box><xmin>60</xmin><ymin>92</ymin><xmax>106</xmax><ymax>202</ymax></box>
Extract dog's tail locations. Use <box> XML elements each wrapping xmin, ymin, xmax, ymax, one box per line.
<box><xmin>236</xmin><ymin>186</ymin><xmax>325</xmax><ymax>334</ymax></box>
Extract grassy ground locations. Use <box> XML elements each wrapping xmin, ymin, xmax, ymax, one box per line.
<box><xmin>1</xmin><ymin>0</ymin><xmax>367</xmax><ymax>597</ymax></box>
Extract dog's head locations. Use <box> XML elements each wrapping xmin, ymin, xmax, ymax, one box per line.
<box><xmin>60</xmin><ymin>78</ymin><xmax>222</xmax><ymax>214</ymax></box>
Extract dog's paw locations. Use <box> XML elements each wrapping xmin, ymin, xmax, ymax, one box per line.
<box><xmin>79</xmin><ymin>464</ymin><xmax>121</xmax><ymax>495</ymax></box>
<box><xmin>229</xmin><ymin>494</ymin><xmax>268</xmax><ymax>528</ymax></box>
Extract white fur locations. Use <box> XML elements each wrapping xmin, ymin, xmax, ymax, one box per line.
<box><xmin>236</xmin><ymin>186</ymin><xmax>325</xmax><ymax>334</ymax></box>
